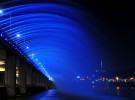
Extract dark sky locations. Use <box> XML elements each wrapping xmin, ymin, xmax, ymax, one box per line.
<box><xmin>69</xmin><ymin>1</ymin><xmax>135</xmax><ymax>73</ymax></box>
<box><xmin>77</xmin><ymin>2</ymin><xmax>135</xmax><ymax>73</ymax></box>
<box><xmin>1</xmin><ymin>1</ymin><xmax>135</xmax><ymax>74</ymax></box>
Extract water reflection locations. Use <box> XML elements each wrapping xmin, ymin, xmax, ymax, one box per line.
<box><xmin>27</xmin><ymin>89</ymin><xmax>129</xmax><ymax>100</ymax></box>
<box><xmin>4</xmin><ymin>88</ymin><xmax>135</xmax><ymax>100</ymax></box>
<box><xmin>116</xmin><ymin>87</ymin><xmax>120</xmax><ymax>96</ymax></box>
<box><xmin>92</xmin><ymin>87</ymin><xmax>135</xmax><ymax>99</ymax></box>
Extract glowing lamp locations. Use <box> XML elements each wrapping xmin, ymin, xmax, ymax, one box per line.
<box><xmin>49</xmin><ymin>78</ymin><xmax>52</xmax><ymax>81</ymax></box>
<box><xmin>92</xmin><ymin>81</ymin><xmax>95</xmax><ymax>84</ymax></box>
<box><xmin>36</xmin><ymin>59</ymin><xmax>38</xmax><ymax>61</ymax></box>
<box><xmin>16</xmin><ymin>34</ymin><xmax>20</xmax><ymax>37</ymax></box>
<box><xmin>130</xmin><ymin>77</ymin><xmax>134</xmax><ymax>80</ymax></box>
<box><xmin>0</xmin><ymin>10</ymin><xmax>3</xmax><ymax>14</ymax></box>
<box><xmin>116</xmin><ymin>77</ymin><xmax>119</xmax><ymax>81</ymax></box>
<box><xmin>0</xmin><ymin>60</ymin><xmax>5</xmax><ymax>65</ymax></box>
<box><xmin>77</xmin><ymin>76</ymin><xmax>80</xmax><ymax>79</ymax></box>
<box><xmin>116</xmin><ymin>87</ymin><xmax>120</xmax><ymax>90</ymax></box>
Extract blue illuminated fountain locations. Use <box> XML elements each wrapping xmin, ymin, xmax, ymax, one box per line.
<box><xmin>0</xmin><ymin>1</ymin><xmax>98</xmax><ymax>95</ymax></box>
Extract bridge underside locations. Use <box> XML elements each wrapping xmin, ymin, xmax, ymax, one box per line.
<box><xmin>0</xmin><ymin>40</ymin><xmax>55</xmax><ymax>97</ymax></box>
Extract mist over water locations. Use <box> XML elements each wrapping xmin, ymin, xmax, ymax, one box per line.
<box><xmin>0</xmin><ymin>0</ymin><xmax>98</xmax><ymax>96</ymax></box>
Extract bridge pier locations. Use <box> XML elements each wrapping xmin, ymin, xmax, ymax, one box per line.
<box><xmin>5</xmin><ymin>54</ymin><xmax>16</xmax><ymax>97</ymax></box>
<box><xmin>0</xmin><ymin>42</ymin><xmax>55</xmax><ymax>98</ymax></box>
<box><xmin>26</xmin><ymin>64</ymin><xmax>32</xmax><ymax>87</ymax></box>
<box><xmin>41</xmin><ymin>75</ymin><xmax>44</xmax><ymax>89</ymax></box>
<box><xmin>18</xmin><ymin>60</ymin><xmax>26</xmax><ymax>94</ymax></box>
<box><xmin>32</xmin><ymin>68</ymin><xmax>36</xmax><ymax>87</ymax></box>
<box><xmin>39</xmin><ymin>73</ymin><xmax>42</xmax><ymax>87</ymax></box>
<box><xmin>36</xmin><ymin>70</ymin><xmax>39</xmax><ymax>87</ymax></box>
<box><xmin>35</xmin><ymin>70</ymin><xmax>38</xmax><ymax>87</ymax></box>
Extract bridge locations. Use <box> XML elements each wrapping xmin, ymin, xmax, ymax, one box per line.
<box><xmin>0</xmin><ymin>39</ymin><xmax>55</xmax><ymax>97</ymax></box>
<box><xmin>0</xmin><ymin>1</ymin><xmax>134</xmax><ymax>100</ymax></box>
<box><xmin>0</xmin><ymin>0</ymin><xmax>101</xmax><ymax>99</ymax></box>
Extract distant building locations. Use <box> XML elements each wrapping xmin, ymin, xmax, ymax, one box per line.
<box><xmin>95</xmin><ymin>60</ymin><xmax>106</xmax><ymax>78</ymax></box>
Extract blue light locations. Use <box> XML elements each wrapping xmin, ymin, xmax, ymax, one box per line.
<box><xmin>0</xmin><ymin>3</ymin><xmax>95</xmax><ymax>94</ymax></box>
<box><xmin>36</xmin><ymin>59</ymin><xmax>38</xmax><ymax>61</ymax></box>
<box><xmin>31</xmin><ymin>53</ymin><xmax>35</xmax><ymax>57</ymax></box>
<box><xmin>0</xmin><ymin>9</ymin><xmax>3</xmax><ymax>14</ymax></box>
<box><xmin>16</xmin><ymin>34</ymin><xmax>20</xmax><ymax>38</ymax></box>
<box><xmin>49</xmin><ymin>78</ymin><xmax>53</xmax><ymax>81</ymax></box>
<box><xmin>77</xmin><ymin>76</ymin><xmax>80</xmax><ymax>79</ymax></box>
<box><xmin>92</xmin><ymin>81</ymin><xmax>95</xmax><ymax>84</ymax></box>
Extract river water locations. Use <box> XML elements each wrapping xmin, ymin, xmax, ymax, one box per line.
<box><xmin>5</xmin><ymin>87</ymin><xmax>134</xmax><ymax>100</ymax></box>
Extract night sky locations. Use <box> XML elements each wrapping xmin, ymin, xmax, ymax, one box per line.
<box><xmin>73</xmin><ymin>2</ymin><xmax>135</xmax><ymax>74</ymax></box>
<box><xmin>1</xmin><ymin>1</ymin><xmax>135</xmax><ymax>74</ymax></box>
<box><xmin>89</xmin><ymin>3</ymin><xmax>135</xmax><ymax>73</ymax></box>
<box><xmin>98</xmin><ymin>4</ymin><xmax>134</xmax><ymax>74</ymax></box>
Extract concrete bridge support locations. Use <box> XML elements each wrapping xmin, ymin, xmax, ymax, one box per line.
<box><xmin>32</xmin><ymin>68</ymin><xmax>36</xmax><ymax>87</ymax></box>
<box><xmin>39</xmin><ymin>73</ymin><xmax>42</xmax><ymax>87</ymax></box>
<box><xmin>5</xmin><ymin>55</ymin><xmax>16</xmax><ymax>97</ymax></box>
<box><xmin>36</xmin><ymin>71</ymin><xmax>40</xmax><ymax>87</ymax></box>
<box><xmin>26</xmin><ymin>64</ymin><xmax>32</xmax><ymax>87</ymax></box>
<box><xmin>18</xmin><ymin>60</ymin><xmax>26</xmax><ymax>94</ymax></box>
<box><xmin>35</xmin><ymin>70</ymin><xmax>38</xmax><ymax>87</ymax></box>
<box><xmin>41</xmin><ymin>74</ymin><xmax>45</xmax><ymax>88</ymax></box>
<box><xmin>0</xmin><ymin>40</ymin><xmax>55</xmax><ymax>98</ymax></box>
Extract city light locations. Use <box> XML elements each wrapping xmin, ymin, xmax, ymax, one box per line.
<box><xmin>116</xmin><ymin>77</ymin><xmax>119</xmax><ymax>81</ymax></box>
<box><xmin>116</xmin><ymin>86</ymin><xmax>120</xmax><ymax>90</ymax></box>
<box><xmin>0</xmin><ymin>60</ymin><xmax>5</xmax><ymax>65</ymax></box>
<box><xmin>130</xmin><ymin>77</ymin><xmax>134</xmax><ymax>80</ymax></box>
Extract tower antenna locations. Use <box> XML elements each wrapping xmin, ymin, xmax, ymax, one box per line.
<box><xmin>101</xmin><ymin>60</ymin><xmax>103</xmax><ymax>69</ymax></box>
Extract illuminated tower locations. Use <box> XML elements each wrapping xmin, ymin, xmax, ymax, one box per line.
<box><xmin>95</xmin><ymin>60</ymin><xmax>106</xmax><ymax>78</ymax></box>
<box><xmin>101</xmin><ymin>60</ymin><xmax>103</xmax><ymax>69</ymax></box>
<box><xmin>100</xmin><ymin>60</ymin><xmax>105</xmax><ymax>72</ymax></box>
